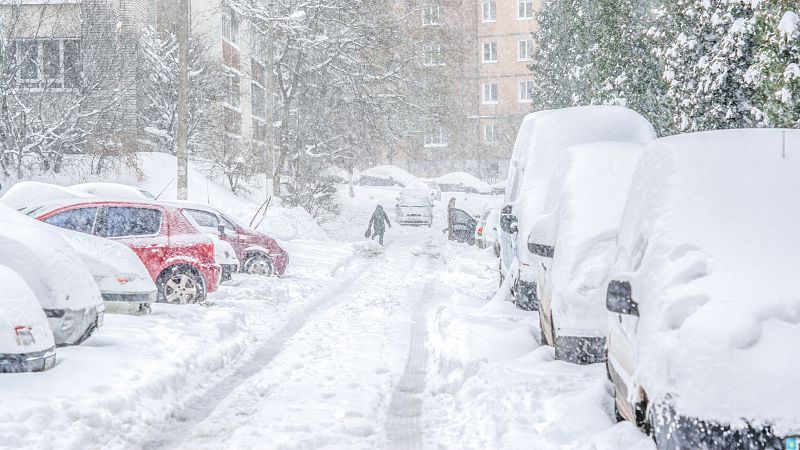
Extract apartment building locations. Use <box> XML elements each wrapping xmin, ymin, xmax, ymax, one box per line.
<box><xmin>156</xmin><ymin>0</ymin><xmax>270</xmax><ymax>170</ymax></box>
<box><xmin>397</xmin><ymin>0</ymin><xmax>538</xmax><ymax>181</ymax></box>
<box><xmin>476</xmin><ymin>0</ymin><xmax>540</xmax><ymax>176</ymax></box>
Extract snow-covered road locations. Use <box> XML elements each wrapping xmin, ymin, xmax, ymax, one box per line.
<box><xmin>0</xmin><ymin>187</ymin><xmax>655</xmax><ymax>450</ymax></box>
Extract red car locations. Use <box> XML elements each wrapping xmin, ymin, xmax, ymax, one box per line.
<box><xmin>165</xmin><ymin>201</ymin><xmax>288</xmax><ymax>276</ymax></box>
<box><xmin>29</xmin><ymin>200</ymin><xmax>221</xmax><ymax>304</ymax></box>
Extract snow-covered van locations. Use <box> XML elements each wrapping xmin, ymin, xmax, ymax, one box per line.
<box><xmin>499</xmin><ymin>106</ymin><xmax>655</xmax><ymax>311</ymax></box>
<box><xmin>395</xmin><ymin>189</ymin><xmax>433</xmax><ymax>227</ymax></box>
<box><xmin>605</xmin><ymin>129</ymin><xmax>800</xmax><ymax>448</ymax></box>
<box><xmin>528</xmin><ymin>142</ymin><xmax>644</xmax><ymax>364</ymax></box>
<box><xmin>0</xmin><ymin>205</ymin><xmax>104</xmax><ymax>346</ymax></box>
<box><xmin>0</xmin><ymin>265</ymin><xmax>57</xmax><ymax>373</ymax></box>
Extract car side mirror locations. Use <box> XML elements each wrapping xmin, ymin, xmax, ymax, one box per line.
<box><xmin>528</xmin><ymin>242</ymin><xmax>554</xmax><ymax>258</ymax></box>
<box><xmin>500</xmin><ymin>205</ymin><xmax>518</xmax><ymax>234</ymax></box>
<box><xmin>217</xmin><ymin>224</ymin><xmax>226</xmax><ymax>235</ymax></box>
<box><xmin>606</xmin><ymin>280</ymin><xmax>638</xmax><ymax>316</ymax></box>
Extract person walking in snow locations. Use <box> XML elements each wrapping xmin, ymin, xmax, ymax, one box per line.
<box><xmin>366</xmin><ymin>205</ymin><xmax>392</xmax><ymax>245</ymax></box>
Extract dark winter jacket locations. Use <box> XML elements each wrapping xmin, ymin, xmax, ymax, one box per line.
<box><xmin>368</xmin><ymin>206</ymin><xmax>392</xmax><ymax>234</ymax></box>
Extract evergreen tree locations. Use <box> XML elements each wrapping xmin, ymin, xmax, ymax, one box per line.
<box><xmin>654</xmin><ymin>0</ymin><xmax>758</xmax><ymax>133</ymax></box>
<box><xmin>749</xmin><ymin>2</ymin><xmax>800</xmax><ymax>127</ymax></box>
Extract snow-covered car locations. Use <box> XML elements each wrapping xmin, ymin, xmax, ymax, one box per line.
<box><xmin>53</xmin><ymin>228</ymin><xmax>157</xmax><ymax>315</ymax></box>
<box><xmin>358</xmin><ymin>165</ymin><xmax>416</xmax><ymax>187</ymax></box>
<box><xmin>395</xmin><ymin>189</ymin><xmax>433</xmax><ymax>227</ymax></box>
<box><xmin>435</xmin><ymin>172</ymin><xmax>492</xmax><ymax>194</ymax></box>
<box><xmin>529</xmin><ymin>142</ymin><xmax>644</xmax><ymax>364</ymax></box>
<box><xmin>407</xmin><ymin>180</ymin><xmax>442</xmax><ymax>202</ymax></box>
<box><xmin>499</xmin><ymin>106</ymin><xmax>655</xmax><ymax>311</ymax></box>
<box><xmin>165</xmin><ymin>200</ymin><xmax>289</xmax><ymax>277</ymax></box>
<box><xmin>70</xmin><ymin>182</ymin><xmax>155</xmax><ymax>200</ymax></box>
<box><xmin>475</xmin><ymin>208</ymin><xmax>500</xmax><ymax>256</ymax></box>
<box><xmin>210</xmin><ymin>233</ymin><xmax>239</xmax><ymax>282</ymax></box>
<box><xmin>0</xmin><ymin>265</ymin><xmax>57</xmax><ymax>373</ymax></box>
<box><xmin>605</xmin><ymin>129</ymin><xmax>800</xmax><ymax>448</ymax></box>
<box><xmin>0</xmin><ymin>205</ymin><xmax>104</xmax><ymax>346</ymax></box>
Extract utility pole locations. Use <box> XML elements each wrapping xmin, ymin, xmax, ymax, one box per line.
<box><xmin>176</xmin><ymin>0</ymin><xmax>190</xmax><ymax>200</ymax></box>
<box><xmin>264</xmin><ymin>23</ymin><xmax>275</xmax><ymax>199</ymax></box>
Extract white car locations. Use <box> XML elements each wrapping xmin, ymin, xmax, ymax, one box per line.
<box><xmin>210</xmin><ymin>233</ymin><xmax>239</xmax><ymax>282</ymax></box>
<box><xmin>70</xmin><ymin>182</ymin><xmax>155</xmax><ymax>200</ymax></box>
<box><xmin>527</xmin><ymin>141</ymin><xmax>644</xmax><ymax>364</ymax></box>
<box><xmin>54</xmin><ymin>228</ymin><xmax>157</xmax><ymax>315</ymax></box>
<box><xmin>0</xmin><ymin>265</ymin><xmax>57</xmax><ymax>373</ymax></box>
<box><xmin>498</xmin><ymin>106</ymin><xmax>656</xmax><ymax>311</ymax></box>
<box><xmin>395</xmin><ymin>189</ymin><xmax>433</xmax><ymax>227</ymax></box>
<box><xmin>605</xmin><ymin>129</ymin><xmax>800</xmax><ymax>448</ymax></box>
<box><xmin>475</xmin><ymin>208</ymin><xmax>500</xmax><ymax>256</ymax></box>
<box><xmin>0</xmin><ymin>205</ymin><xmax>104</xmax><ymax>346</ymax></box>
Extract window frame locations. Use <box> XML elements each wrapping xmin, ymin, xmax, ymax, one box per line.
<box><xmin>518</xmin><ymin>39</ymin><xmax>533</xmax><ymax>61</ymax></box>
<box><xmin>482</xmin><ymin>0</ymin><xmax>496</xmax><ymax>22</ymax></box>
<box><xmin>482</xmin><ymin>82</ymin><xmax>498</xmax><ymax>104</ymax></box>
<box><xmin>484</xmin><ymin>123</ymin><xmax>498</xmax><ymax>143</ymax></box>
<box><xmin>482</xmin><ymin>42</ymin><xmax>497</xmax><ymax>64</ymax></box>
<box><xmin>518</xmin><ymin>80</ymin><xmax>534</xmax><ymax>103</ymax></box>
<box><xmin>422</xmin><ymin>3</ymin><xmax>444</xmax><ymax>26</ymax></box>
<box><xmin>423</xmin><ymin>125</ymin><xmax>449</xmax><ymax>148</ymax></box>
<box><xmin>517</xmin><ymin>0</ymin><xmax>533</xmax><ymax>19</ymax></box>
<box><xmin>8</xmin><ymin>38</ymin><xmax>81</xmax><ymax>89</ymax></box>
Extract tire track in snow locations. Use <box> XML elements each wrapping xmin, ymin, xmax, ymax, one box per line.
<box><xmin>142</xmin><ymin>255</ymin><xmax>377</xmax><ymax>450</ymax></box>
<box><xmin>386</xmin><ymin>243</ymin><xmax>438</xmax><ymax>450</ymax></box>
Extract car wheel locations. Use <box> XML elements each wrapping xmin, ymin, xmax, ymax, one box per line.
<box><xmin>158</xmin><ymin>267</ymin><xmax>206</xmax><ymax>304</ymax></box>
<box><xmin>244</xmin><ymin>254</ymin><xmax>275</xmax><ymax>276</ymax></box>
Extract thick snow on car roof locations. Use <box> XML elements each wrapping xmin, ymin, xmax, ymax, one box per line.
<box><xmin>359</xmin><ymin>165</ymin><xmax>416</xmax><ymax>186</ymax></box>
<box><xmin>538</xmin><ymin>142</ymin><xmax>644</xmax><ymax>336</ymax></box>
<box><xmin>1</xmin><ymin>181</ymin><xmax>94</xmax><ymax>212</ymax></box>
<box><xmin>435</xmin><ymin>172</ymin><xmax>492</xmax><ymax>193</ymax></box>
<box><xmin>511</xmin><ymin>106</ymin><xmax>656</xmax><ymax>251</ymax></box>
<box><xmin>615</xmin><ymin>128</ymin><xmax>800</xmax><ymax>432</ymax></box>
<box><xmin>70</xmin><ymin>182</ymin><xmax>155</xmax><ymax>200</ymax></box>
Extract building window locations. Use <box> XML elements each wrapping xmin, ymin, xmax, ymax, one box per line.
<box><xmin>482</xmin><ymin>0</ymin><xmax>496</xmax><ymax>22</ymax></box>
<box><xmin>518</xmin><ymin>80</ymin><xmax>534</xmax><ymax>102</ymax></box>
<box><xmin>224</xmin><ymin>107</ymin><xmax>241</xmax><ymax>134</ymax></box>
<box><xmin>484</xmin><ymin>123</ymin><xmax>498</xmax><ymax>143</ymax></box>
<box><xmin>224</xmin><ymin>71</ymin><xmax>240</xmax><ymax>108</ymax></box>
<box><xmin>518</xmin><ymin>39</ymin><xmax>533</xmax><ymax>61</ymax></box>
<box><xmin>7</xmin><ymin>39</ymin><xmax>80</xmax><ymax>88</ymax></box>
<box><xmin>222</xmin><ymin>8</ymin><xmax>240</xmax><ymax>44</ymax></box>
<box><xmin>423</xmin><ymin>3</ymin><xmax>444</xmax><ymax>25</ymax></box>
<box><xmin>482</xmin><ymin>42</ymin><xmax>497</xmax><ymax>63</ymax></box>
<box><xmin>424</xmin><ymin>126</ymin><xmax>448</xmax><ymax>147</ymax></box>
<box><xmin>423</xmin><ymin>44</ymin><xmax>445</xmax><ymax>66</ymax></box>
<box><xmin>250</xmin><ymin>30</ymin><xmax>267</xmax><ymax>62</ymax></box>
<box><xmin>518</xmin><ymin>0</ymin><xmax>533</xmax><ymax>19</ymax></box>
<box><xmin>482</xmin><ymin>82</ymin><xmax>498</xmax><ymax>104</ymax></box>
<box><xmin>251</xmin><ymin>83</ymin><xmax>266</xmax><ymax>119</ymax></box>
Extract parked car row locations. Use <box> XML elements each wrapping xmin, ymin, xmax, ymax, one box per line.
<box><xmin>0</xmin><ymin>181</ymin><xmax>289</xmax><ymax>373</ymax></box>
<box><xmin>500</xmin><ymin>105</ymin><xmax>800</xmax><ymax>448</ymax></box>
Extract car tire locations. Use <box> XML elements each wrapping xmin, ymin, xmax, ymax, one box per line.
<box><xmin>157</xmin><ymin>266</ymin><xmax>207</xmax><ymax>304</ymax></box>
<box><xmin>244</xmin><ymin>254</ymin><xmax>275</xmax><ymax>276</ymax></box>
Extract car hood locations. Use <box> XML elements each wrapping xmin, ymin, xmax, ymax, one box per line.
<box><xmin>54</xmin><ymin>228</ymin><xmax>156</xmax><ymax>294</ymax></box>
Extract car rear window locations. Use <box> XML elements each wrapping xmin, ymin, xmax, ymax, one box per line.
<box><xmin>44</xmin><ymin>207</ymin><xmax>98</xmax><ymax>234</ymax></box>
<box><xmin>104</xmin><ymin>207</ymin><xmax>162</xmax><ymax>237</ymax></box>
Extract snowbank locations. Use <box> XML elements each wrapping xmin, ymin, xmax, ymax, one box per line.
<box><xmin>358</xmin><ymin>165</ymin><xmax>416</xmax><ymax>187</ymax></box>
<box><xmin>612</xmin><ymin>129</ymin><xmax>800</xmax><ymax>432</ymax></box>
<box><xmin>435</xmin><ymin>171</ymin><xmax>492</xmax><ymax>194</ymax></box>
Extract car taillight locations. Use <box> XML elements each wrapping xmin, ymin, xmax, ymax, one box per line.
<box><xmin>15</xmin><ymin>326</ymin><xmax>35</xmax><ymax>346</ymax></box>
<box><xmin>199</xmin><ymin>242</ymin><xmax>215</xmax><ymax>263</ymax></box>
<box><xmin>477</xmin><ymin>226</ymin><xmax>484</xmax><ymax>235</ymax></box>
